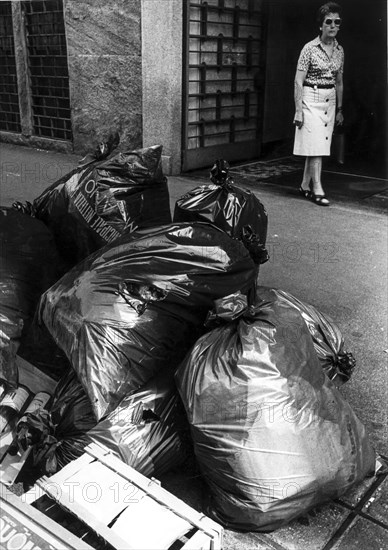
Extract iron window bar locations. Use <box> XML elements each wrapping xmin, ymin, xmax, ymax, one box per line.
<box><xmin>188</xmin><ymin>117</ymin><xmax>258</xmax><ymax>127</ymax></box>
<box><xmin>190</xmin><ymin>16</ymin><xmax>262</xmax><ymax>26</ymax></box>
<box><xmin>189</xmin><ymin>33</ymin><xmax>263</xmax><ymax>40</ymax></box>
<box><xmin>188</xmin><ymin>128</ymin><xmax>258</xmax><ymax>141</ymax></box>
<box><xmin>30</xmin><ymin>88</ymin><xmax>69</xmax><ymax>97</ymax></box>
<box><xmin>189</xmin><ymin>91</ymin><xmax>257</xmax><ymax>98</ymax></box>
<box><xmin>190</xmin><ymin>21</ymin><xmax>264</xmax><ymax>30</ymax></box>
<box><xmin>0</xmin><ymin>1</ymin><xmax>22</xmax><ymax>133</ymax></box>
<box><xmin>188</xmin><ymin>132</ymin><xmax>258</xmax><ymax>141</ymax></box>
<box><xmin>189</xmin><ymin>41</ymin><xmax>262</xmax><ymax>53</ymax></box>
<box><xmin>189</xmin><ymin>104</ymin><xmax>259</xmax><ymax>112</ymax></box>
<box><xmin>22</xmin><ymin>0</ymin><xmax>72</xmax><ymax>141</ymax></box>
<box><xmin>189</xmin><ymin>77</ymin><xmax>256</xmax><ymax>84</ymax></box>
<box><xmin>189</xmin><ymin>3</ymin><xmax>262</xmax><ymax>16</ymax></box>
<box><xmin>189</xmin><ymin>64</ymin><xmax>261</xmax><ymax>69</ymax></box>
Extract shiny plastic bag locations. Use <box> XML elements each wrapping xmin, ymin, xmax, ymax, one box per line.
<box><xmin>174</xmin><ymin>159</ymin><xmax>268</xmax><ymax>265</ymax></box>
<box><xmin>258</xmin><ymin>286</ymin><xmax>356</xmax><ymax>385</ymax></box>
<box><xmin>0</xmin><ymin>207</ymin><xmax>60</xmax><ymax>386</ymax></box>
<box><xmin>29</xmin><ymin>369</ymin><xmax>97</xmax><ymax>475</ymax></box>
<box><xmin>87</xmin><ymin>369</ymin><xmax>189</xmax><ymax>478</ymax></box>
<box><xmin>176</xmin><ymin>289</ymin><xmax>376</xmax><ymax>532</ymax></box>
<box><xmin>15</xmin><ymin>144</ymin><xmax>171</xmax><ymax>267</ymax></box>
<box><xmin>40</xmin><ymin>222</ymin><xmax>256</xmax><ymax>420</ymax></box>
<box><xmin>17</xmin><ymin>316</ymin><xmax>70</xmax><ymax>381</ymax></box>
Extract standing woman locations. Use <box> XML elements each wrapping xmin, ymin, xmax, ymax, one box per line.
<box><xmin>293</xmin><ymin>2</ymin><xmax>344</xmax><ymax>206</ymax></box>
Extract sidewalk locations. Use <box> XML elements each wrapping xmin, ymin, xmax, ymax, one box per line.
<box><xmin>0</xmin><ymin>142</ymin><xmax>387</xmax><ymax>549</ymax></box>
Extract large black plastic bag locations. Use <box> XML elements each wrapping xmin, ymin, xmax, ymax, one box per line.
<box><xmin>0</xmin><ymin>207</ymin><xmax>60</xmax><ymax>386</ymax></box>
<box><xmin>39</xmin><ymin>222</ymin><xmax>257</xmax><ymax>420</ymax></box>
<box><xmin>27</xmin><ymin>369</ymin><xmax>97</xmax><ymax>475</ymax></box>
<box><xmin>175</xmin><ymin>290</ymin><xmax>376</xmax><ymax>532</ymax></box>
<box><xmin>257</xmin><ymin>286</ymin><xmax>356</xmax><ymax>385</ymax></box>
<box><xmin>17</xmin><ymin>316</ymin><xmax>70</xmax><ymax>381</ymax></box>
<box><xmin>174</xmin><ymin>159</ymin><xmax>268</xmax><ymax>265</ymax></box>
<box><xmin>87</xmin><ymin>369</ymin><xmax>189</xmax><ymax>478</ymax></box>
<box><xmin>16</xmin><ymin>144</ymin><xmax>171</xmax><ymax>267</ymax></box>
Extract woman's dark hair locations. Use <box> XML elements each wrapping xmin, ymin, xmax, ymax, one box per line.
<box><xmin>317</xmin><ymin>2</ymin><xmax>342</xmax><ymax>26</ymax></box>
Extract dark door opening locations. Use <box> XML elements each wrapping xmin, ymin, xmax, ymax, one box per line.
<box><xmin>263</xmin><ymin>0</ymin><xmax>387</xmax><ymax>179</ymax></box>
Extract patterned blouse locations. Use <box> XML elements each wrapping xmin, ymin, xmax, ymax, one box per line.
<box><xmin>297</xmin><ymin>36</ymin><xmax>344</xmax><ymax>86</ymax></box>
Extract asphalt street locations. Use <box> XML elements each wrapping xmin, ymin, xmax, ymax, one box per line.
<box><xmin>0</xmin><ymin>142</ymin><xmax>387</xmax><ymax>549</ymax></box>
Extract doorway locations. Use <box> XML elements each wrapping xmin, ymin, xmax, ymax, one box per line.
<box><xmin>182</xmin><ymin>0</ymin><xmax>267</xmax><ymax>171</ymax></box>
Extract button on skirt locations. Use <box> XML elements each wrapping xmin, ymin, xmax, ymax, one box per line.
<box><xmin>293</xmin><ymin>86</ymin><xmax>336</xmax><ymax>156</ymax></box>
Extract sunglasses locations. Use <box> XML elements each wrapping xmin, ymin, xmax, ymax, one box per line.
<box><xmin>324</xmin><ymin>18</ymin><xmax>341</xmax><ymax>26</ymax></box>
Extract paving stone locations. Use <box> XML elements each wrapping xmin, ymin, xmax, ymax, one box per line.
<box><xmin>331</xmin><ymin>516</ymin><xmax>388</xmax><ymax>550</ymax></box>
<box><xmin>264</xmin><ymin>502</ymin><xmax>349</xmax><ymax>550</ymax></box>
<box><xmin>337</xmin><ymin>475</ymin><xmax>376</xmax><ymax>507</ymax></box>
<box><xmin>224</xmin><ymin>530</ymin><xmax>285</xmax><ymax>550</ymax></box>
<box><xmin>362</xmin><ymin>476</ymin><xmax>388</xmax><ymax>526</ymax></box>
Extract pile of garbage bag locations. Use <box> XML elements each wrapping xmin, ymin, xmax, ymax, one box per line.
<box><xmin>175</xmin><ymin>289</ymin><xmax>376</xmax><ymax>531</ymax></box>
<box><xmin>39</xmin><ymin>221</ymin><xmax>257</xmax><ymax>419</ymax></box>
<box><xmin>1</xmin><ymin>154</ymin><xmax>378</xmax><ymax>535</ymax></box>
<box><xmin>0</xmin><ymin>207</ymin><xmax>61</xmax><ymax>387</ymax></box>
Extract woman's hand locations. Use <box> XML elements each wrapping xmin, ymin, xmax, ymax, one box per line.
<box><xmin>294</xmin><ymin>111</ymin><xmax>304</xmax><ymax>129</ymax></box>
<box><xmin>336</xmin><ymin>111</ymin><xmax>344</xmax><ymax>126</ymax></box>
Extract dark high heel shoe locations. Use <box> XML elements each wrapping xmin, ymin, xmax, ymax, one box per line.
<box><xmin>311</xmin><ymin>193</ymin><xmax>330</xmax><ymax>206</ymax></box>
<box><xmin>299</xmin><ymin>186</ymin><xmax>311</xmax><ymax>199</ymax></box>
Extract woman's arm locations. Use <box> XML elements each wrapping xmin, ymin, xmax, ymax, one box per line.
<box><xmin>336</xmin><ymin>71</ymin><xmax>344</xmax><ymax>125</ymax></box>
<box><xmin>294</xmin><ymin>69</ymin><xmax>307</xmax><ymax>128</ymax></box>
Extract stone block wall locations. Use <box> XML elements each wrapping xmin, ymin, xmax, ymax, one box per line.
<box><xmin>64</xmin><ymin>0</ymin><xmax>143</xmax><ymax>154</ymax></box>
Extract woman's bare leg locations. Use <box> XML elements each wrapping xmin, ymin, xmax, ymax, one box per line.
<box><xmin>310</xmin><ymin>156</ymin><xmax>325</xmax><ymax>196</ymax></box>
<box><xmin>301</xmin><ymin>158</ymin><xmax>312</xmax><ymax>190</ymax></box>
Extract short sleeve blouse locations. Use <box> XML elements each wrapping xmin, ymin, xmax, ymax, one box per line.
<box><xmin>297</xmin><ymin>36</ymin><xmax>344</xmax><ymax>86</ymax></box>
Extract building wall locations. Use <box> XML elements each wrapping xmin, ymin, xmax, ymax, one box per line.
<box><xmin>141</xmin><ymin>0</ymin><xmax>184</xmax><ymax>175</ymax></box>
<box><xmin>64</xmin><ymin>0</ymin><xmax>143</xmax><ymax>154</ymax></box>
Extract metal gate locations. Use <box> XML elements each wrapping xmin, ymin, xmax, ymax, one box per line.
<box><xmin>182</xmin><ymin>0</ymin><xmax>267</xmax><ymax>171</ymax></box>
<box><xmin>22</xmin><ymin>0</ymin><xmax>72</xmax><ymax>141</ymax></box>
<box><xmin>0</xmin><ymin>1</ymin><xmax>21</xmax><ymax>133</ymax></box>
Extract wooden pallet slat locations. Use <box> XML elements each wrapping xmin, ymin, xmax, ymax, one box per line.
<box><xmin>37</xmin><ymin>478</ymin><xmax>133</xmax><ymax>550</ymax></box>
<box><xmin>24</xmin><ymin>442</ymin><xmax>223</xmax><ymax>550</ymax></box>
<box><xmin>0</xmin><ymin>484</ymin><xmax>94</xmax><ymax>550</ymax></box>
<box><xmin>86</xmin><ymin>443</ymin><xmax>223</xmax><ymax>545</ymax></box>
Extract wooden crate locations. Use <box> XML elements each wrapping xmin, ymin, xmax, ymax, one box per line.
<box><xmin>0</xmin><ymin>483</ymin><xmax>94</xmax><ymax>550</ymax></box>
<box><xmin>23</xmin><ymin>443</ymin><xmax>223</xmax><ymax>550</ymax></box>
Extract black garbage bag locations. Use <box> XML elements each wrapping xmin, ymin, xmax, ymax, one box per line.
<box><xmin>0</xmin><ymin>207</ymin><xmax>61</xmax><ymax>387</ymax></box>
<box><xmin>87</xmin><ymin>369</ymin><xmax>190</xmax><ymax>478</ymax></box>
<box><xmin>174</xmin><ymin>159</ymin><xmax>268</xmax><ymax>265</ymax></box>
<box><xmin>26</xmin><ymin>369</ymin><xmax>97</xmax><ymax>475</ymax></box>
<box><xmin>17</xmin><ymin>316</ymin><xmax>70</xmax><ymax>381</ymax></box>
<box><xmin>14</xmin><ymin>143</ymin><xmax>171</xmax><ymax>267</ymax></box>
<box><xmin>257</xmin><ymin>287</ymin><xmax>356</xmax><ymax>385</ymax></box>
<box><xmin>175</xmin><ymin>290</ymin><xmax>376</xmax><ymax>532</ymax></box>
<box><xmin>39</xmin><ymin>222</ymin><xmax>257</xmax><ymax>420</ymax></box>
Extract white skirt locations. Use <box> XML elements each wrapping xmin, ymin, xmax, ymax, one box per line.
<box><xmin>293</xmin><ymin>86</ymin><xmax>336</xmax><ymax>156</ymax></box>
